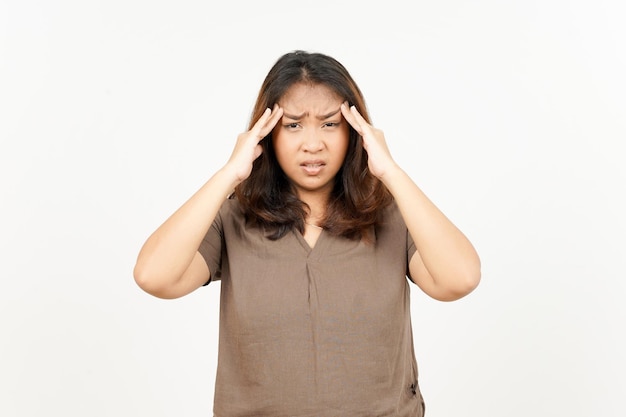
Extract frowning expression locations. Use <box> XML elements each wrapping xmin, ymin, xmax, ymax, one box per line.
<box><xmin>273</xmin><ymin>82</ymin><xmax>349</xmax><ymax>199</ymax></box>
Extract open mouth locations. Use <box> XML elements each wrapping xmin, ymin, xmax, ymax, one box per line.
<box><xmin>301</xmin><ymin>161</ymin><xmax>325</xmax><ymax>175</ymax></box>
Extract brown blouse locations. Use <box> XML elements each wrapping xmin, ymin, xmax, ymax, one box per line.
<box><xmin>199</xmin><ymin>198</ymin><xmax>425</xmax><ymax>416</ymax></box>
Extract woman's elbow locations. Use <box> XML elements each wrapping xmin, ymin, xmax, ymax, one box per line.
<box><xmin>433</xmin><ymin>267</ymin><xmax>481</xmax><ymax>302</ymax></box>
<box><xmin>458</xmin><ymin>268</ymin><xmax>481</xmax><ymax>298</ymax></box>
<box><xmin>133</xmin><ymin>263</ymin><xmax>177</xmax><ymax>299</ymax></box>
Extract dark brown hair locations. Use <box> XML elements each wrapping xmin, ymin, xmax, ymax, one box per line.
<box><xmin>234</xmin><ymin>50</ymin><xmax>392</xmax><ymax>241</ymax></box>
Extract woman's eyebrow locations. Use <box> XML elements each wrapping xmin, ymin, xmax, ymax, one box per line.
<box><xmin>282</xmin><ymin>109</ymin><xmax>341</xmax><ymax>120</ymax></box>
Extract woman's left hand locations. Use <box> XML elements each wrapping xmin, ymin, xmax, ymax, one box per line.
<box><xmin>340</xmin><ymin>102</ymin><xmax>399</xmax><ymax>179</ymax></box>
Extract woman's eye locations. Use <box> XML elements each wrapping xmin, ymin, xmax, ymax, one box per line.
<box><xmin>285</xmin><ymin>123</ymin><xmax>299</xmax><ymax>129</ymax></box>
<box><xmin>323</xmin><ymin>122</ymin><xmax>339</xmax><ymax>128</ymax></box>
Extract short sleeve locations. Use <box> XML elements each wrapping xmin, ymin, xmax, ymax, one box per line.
<box><xmin>198</xmin><ymin>202</ymin><xmax>226</xmax><ymax>284</ymax></box>
<box><xmin>406</xmin><ymin>226</ymin><xmax>417</xmax><ymax>283</ymax></box>
<box><xmin>381</xmin><ymin>200</ymin><xmax>418</xmax><ymax>284</ymax></box>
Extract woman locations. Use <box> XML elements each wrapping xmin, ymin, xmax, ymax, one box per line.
<box><xmin>134</xmin><ymin>50</ymin><xmax>481</xmax><ymax>416</ymax></box>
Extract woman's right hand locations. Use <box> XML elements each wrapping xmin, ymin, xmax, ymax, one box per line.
<box><xmin>225</xmin><ymin>104</ymin><xmax>283</xmax><ymax>183</ymax></box>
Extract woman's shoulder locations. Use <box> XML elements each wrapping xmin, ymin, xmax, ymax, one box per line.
<box><xmin>381</xmin><ymin>198</ymin><xmax>401</xmax><ymax>221</ymax></box>
<box><xmin>220</xmin><ymin>195</ymin><xmax>244</xmax><ymax>216</ymax></box>
<box><xmin>377</xmin><ymin>198</ymin><xmax>407</xmax><ymax>233</ymax></box>
<box><xmin>212</xmin><ymin>198</ymin><xmax>244</xmax><ymax>231</ymax></box>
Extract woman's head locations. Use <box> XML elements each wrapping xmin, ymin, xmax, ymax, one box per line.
<box><xmin>235</xmin><ymin>50</ymin><xmax>391</xmax><ymax>241</ymax></box>
<box><xmin>249</xmin><ymin>50</ymin><xmax>370</xmax><ymax>182</ymax></box>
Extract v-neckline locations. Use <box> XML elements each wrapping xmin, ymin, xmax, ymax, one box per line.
<box><xmin>294</xmin><ymin>227</ymin><xmax>325</xmax><ymax>256</ymax></box>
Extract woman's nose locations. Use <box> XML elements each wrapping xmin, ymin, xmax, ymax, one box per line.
<box><xmin>302</xmin><ymin>130</ymin><xmax>323</xmax><ymax>152</ymax></box>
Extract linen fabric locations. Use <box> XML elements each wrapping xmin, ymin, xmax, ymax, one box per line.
<box><xmin>199</xmin><ymin>198</ymin><xmax>425</xmax><ymax>417</ymax></box>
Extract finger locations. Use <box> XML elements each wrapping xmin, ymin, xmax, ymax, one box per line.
<box><xmin>246</xmin><ymin>108</ymin><xmax>271</xmax><ymax>141</ymax></box>
<box><xmin>250</xmin><ymin>107</ymin><xmax>272</xmax><ymax>137</ymax></box>
<box><xmin>260</xmin><ymin>104</ymin><xmax>283</xmax><ymax>137</ymax></box>
<box><xmin>340</xmin><ymin>102</ymin><xmax>363</xmax><ymax>134</ymax></box>
<box><xmin>349</xmin><ymin>104</ymin><xmax>371</xmax><ymax>129</ymax></box>
<box><xmin>254</xmin><ymin>105</ymin><xmax>283</xmax><ymax>139</ymax></box>
<box><xmin>342</xmin><ymin>103</ymin><xmax>376</xmax><ymax>142</ymax></box>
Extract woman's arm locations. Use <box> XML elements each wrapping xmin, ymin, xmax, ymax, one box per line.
<box><xmin>381</xmin><ymin>167</ymin><xmax>481</xmax><ymax>301</ymax></box>
<box><xmin>340</xmin><ymin>103</ymin><xmax>481</xmax><ymax>301</ymax></box>
<box><xmin>133</xmin><ymin>106</ymin><xmax>284</xmax><ymax>299</ymax></box>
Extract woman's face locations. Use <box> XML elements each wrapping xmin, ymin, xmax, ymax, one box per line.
<box><xmin>273</xmin><ymin>82</ymin><xmax>349</xmax><ymax>199</ymax></box>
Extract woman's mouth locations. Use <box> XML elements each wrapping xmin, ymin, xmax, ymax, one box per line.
<box><xmin>301</xmin><ymin>161</ymin><xmax>325</xmax><ymax>176</ymax></box>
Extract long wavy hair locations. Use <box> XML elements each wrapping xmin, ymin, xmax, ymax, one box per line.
<box><xmin>234</xmin><ymin>50</ymin><xmax>393</xmax><ymax>242</ymax></box>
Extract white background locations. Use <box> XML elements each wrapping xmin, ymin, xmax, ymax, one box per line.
<box><xmin>1</xmin><ymin>0</ymin><xmax>625</xmax><ymax>416</ymax></box>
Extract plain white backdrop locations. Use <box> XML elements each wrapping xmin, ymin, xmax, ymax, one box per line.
<box><xmin>1</xmin><ymin>0</ymin><xmax>625</xmax><ymax>416</ymax></box>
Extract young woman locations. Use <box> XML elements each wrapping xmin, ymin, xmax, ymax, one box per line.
<box><xmin>134</xmin><ymin>50</ymin><xmax>481</xmax><ymax>416</ymax></box>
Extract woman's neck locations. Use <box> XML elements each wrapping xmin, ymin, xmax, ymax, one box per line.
<box><xmin>299</xmin><ymin>191</ymin><xmax>329</xmax><ymax>224</ymax></box>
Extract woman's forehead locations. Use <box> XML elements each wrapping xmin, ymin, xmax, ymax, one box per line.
<box><xmin>279</xmin><ymin>83</ymin><xmax>342</xmax><ymax>116</ymax></box>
